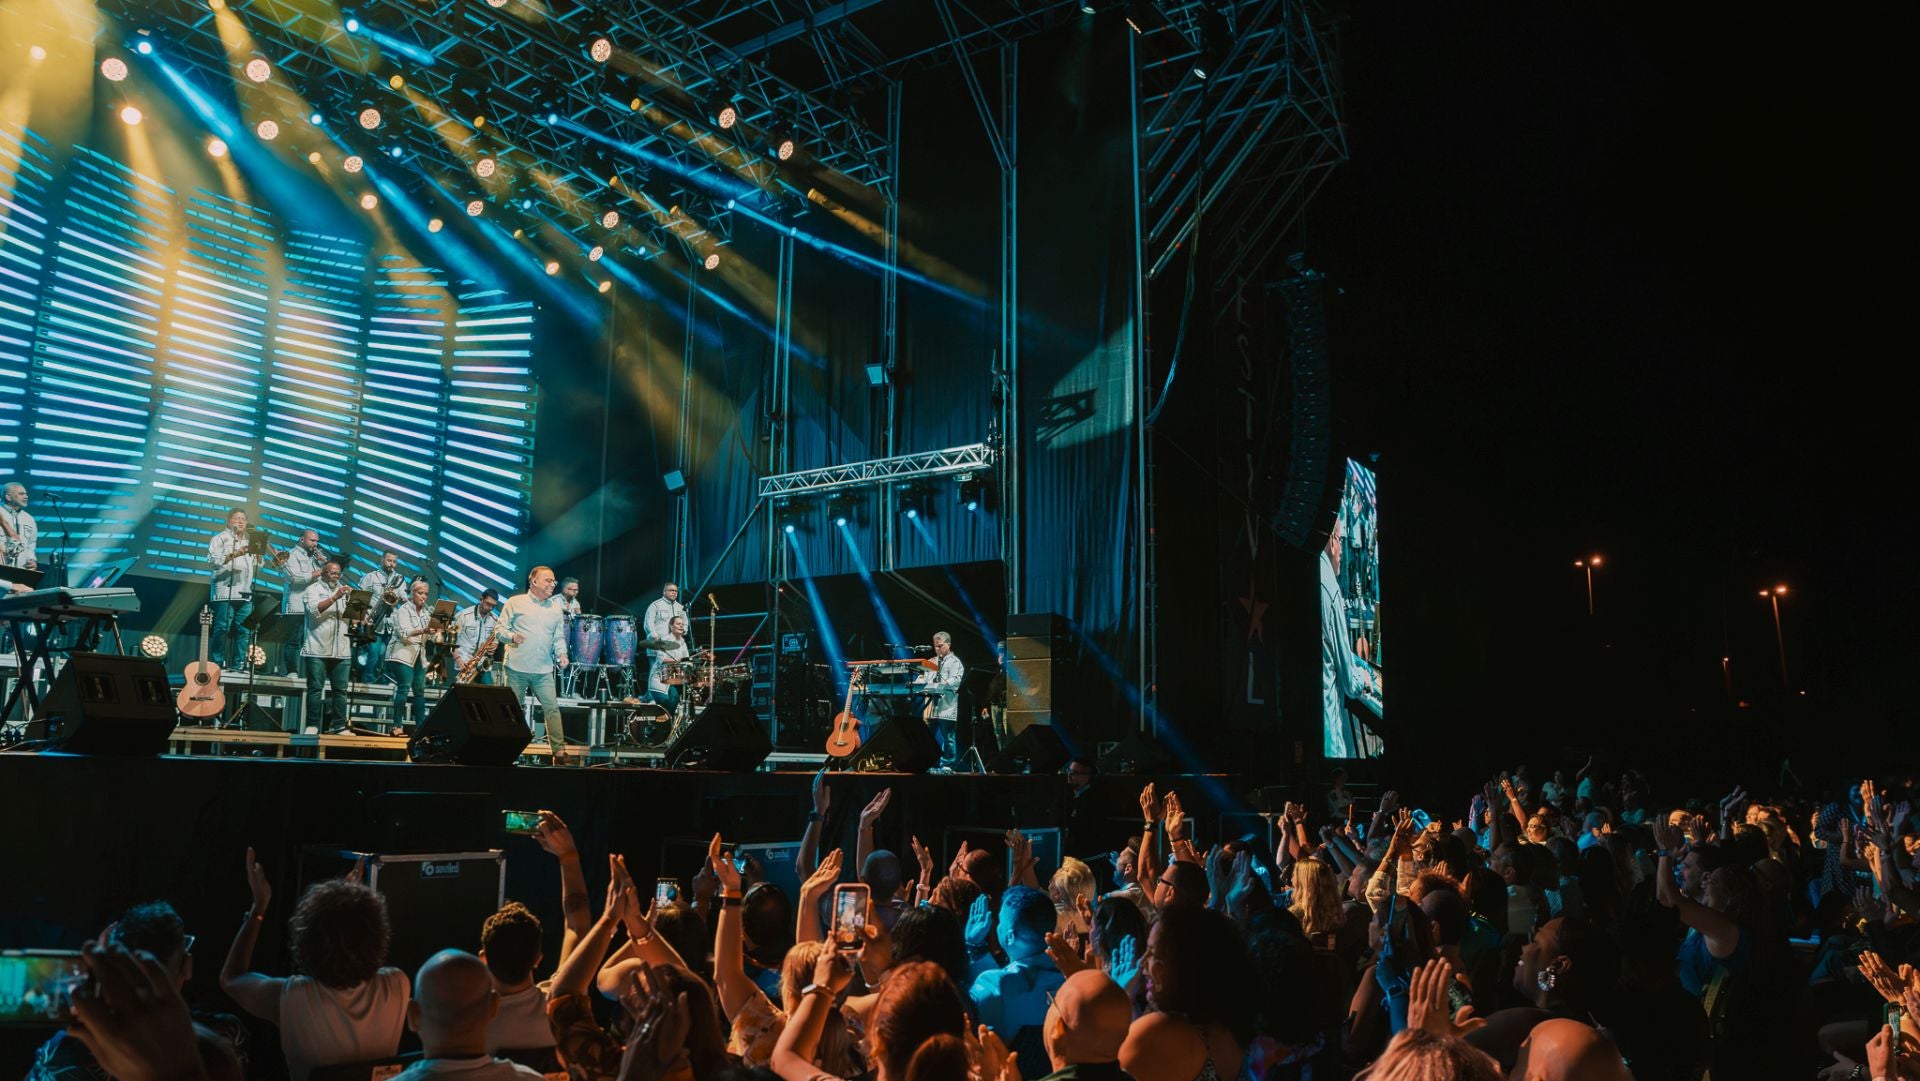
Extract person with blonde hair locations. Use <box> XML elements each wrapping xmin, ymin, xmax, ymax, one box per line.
<box><xmin>1289</xmin><ymin>859</ymin><xmax>1345</xmax><ymax>944</ymax></box>
<box><xmin>1049</xmin><ymin>857</ymin><xmax>1097</xmax><ymax>941</ymax></box>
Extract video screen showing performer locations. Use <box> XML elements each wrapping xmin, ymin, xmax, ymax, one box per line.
<box><xmin>1321</xmin><ymin>459</ymin><xmax>1384</xmax><ymax>759</ymax></box>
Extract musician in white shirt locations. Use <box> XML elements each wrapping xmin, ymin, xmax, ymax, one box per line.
<box><xmin>558</xmin><ymin>577</ymin><xmax>583</xmax><ymax>617</ymax></box>
<box><xmin>452</xmin><ymin>589</ymin><xmax>501</xmax><ymax>685</ymax></box>
<box><xmin>646</xmin><ymin>615</ymin><xmax>692</xmax><ymax>716</ymax></box>
<box><xmin>641</xmin><ymin>581</ymin><xmax>686</xmax><ymax>677</ymax></box>
<box><xmin>386</xmin><ymin>579</ymin><xmax>436</xmax><ymax>731</ymax></box>
<box><xmin>922</xmin><ymin>630</ymin><xmax>966</xmax><ymax>771</ymax></box>
<box><xmin>499</xmin><ymin>566</ymin><xmax>571</xmax><ymax>763</ymax></box>
<box><xmin>357</xmin><ymin>550</ymin><xmax>405</xmax><ymax>681</ymax></box>
<box><xmin>276</xmin><ymin>530</ymin><xmax>325</xmax><ymax>673</ymax></box>
<box><xmin>302</xmin><ymin>560</ymin><xmax>355</xmax><ymax>733</ymax></box>
<box><xmin>1</xmin><ymin>482</ymin><xmax>37</xmax><ymax>571</ymax></box>
<box><xmin>207</xmin><ymin>508</ymin><xmax>257</xmax><ymax>670</ymax></box>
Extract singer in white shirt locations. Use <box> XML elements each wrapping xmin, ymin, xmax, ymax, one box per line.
<box><xmin>1</xmin><ymin>482</ymin><xmax>37</xmax><ymax>571</ymax></box>
<box><xmin>923</xmin><ymin>631</ymin><xmax>966</xmax><ymax>770</ymax></box>
<box><xmin>207</xmin><ymin>508</ymin><xmax>257</xmax><ymax>669</ymax></box>
<box><xmin>301</xmin><ymin>561</ymin><xmax>355</xmax><ymax>733</ymax></box>
<box><xmin>642</xmin><ymin>582</ymin><xmax>686</xmax><ymax>674</ymax></box>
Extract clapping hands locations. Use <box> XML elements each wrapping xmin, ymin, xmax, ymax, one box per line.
<box><xmin>1408</xmin><ymin>958</ymin><xmax>1484</xmax><ymax>1039</ymax></box>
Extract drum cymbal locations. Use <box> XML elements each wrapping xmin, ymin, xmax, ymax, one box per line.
<box><xmin>641</xmin><ymin>637</ymin><xmax>678</xmax><ymax>651</ymax></box>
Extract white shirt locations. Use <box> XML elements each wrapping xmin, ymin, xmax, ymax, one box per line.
<box><xmin>360</xmin><ymin>567</ymin><xmax>405</xmax><ymax>597</ymax></box>
<box><xmin>208</xmin><ymin>527</ymin><xmax>255</xmax><ymax>601</ymax></box>
<box><xmin>643</xmin><ymin>596</ymin><xmax>687</xmax><ymax>644</ymax></box>
<box><xmin>282</xmin><ymin>545</ymin><xmax>324</xmax><ymax>614</ymax></box>
<box><xmin>923</xmin><ymin>651</ymin><xmax>965</xmax><ymax>722</ymax></box>
<box><xmin>559</xmin><ymin>594</ymin><xmax>582</xmax><ymax>617</ymax></box>
<box><xmin>302</xmin><ymin>579</ymin><xmax>353</xmax><ymax>659</ymax></box>
<box><xmin>274</xmin><ymin>968</ymin><xmax>410</xmax><ymax>1081</ymax></box>
<box><xmin>393</xmin><ymin>1056</ymin><xmax>546</xmax><ymax>1081</ymax></box>
<box><xmin>1</xmin><ymin>505</ymin><xmax>36</xmax><ymax>569</ymax></box>
<box><xmin>647</xmin><ymin>636</ymin><xmax>691</xmax><ymax>696</ymax></box>
<box><xmin>486</xmin><ymin>980</ymin><xmax>556</xmax><ymax>1052</ymax></box>
<box><xmin>499</xmin><ymin>593</ymin><xmax>569</xmax><ymax>675</ymax></box>
<box><xmin>386</xmin><ymin>600</ymin><xmax>435</xmax><ymax>667</ymax></box>
<box><xmin>453</xmin><ymin>605</ymin><xmax>500</xmax><ymax>666</ymax></box>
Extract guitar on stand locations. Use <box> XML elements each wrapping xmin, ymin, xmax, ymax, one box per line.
<box><xmin>825</xmin><ymin>667</ymin><xmax>865</xmax><ymax>759</ymax></box>
<box><xmin>176</xmin><ymin>607</ymin><xmax>227</xmax><ymax>720</ymax></box>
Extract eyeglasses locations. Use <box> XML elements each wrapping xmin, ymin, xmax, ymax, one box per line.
<box><xmin>183</xmin><ymin>934</ymin><xmax>196</xmax><ymax>954</ymax></box>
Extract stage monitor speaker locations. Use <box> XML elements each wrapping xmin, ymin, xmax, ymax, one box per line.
<box><xmin>987</xmin><ymin>722</ymin><xmax>1071</xmax><ymax>775</ymax></box>
<box><xmin>38</xmin><ymin>653</ymin><xmax>175</xmax><ymax>755</ymax></box>
<box><xmin>409</xmin><ymin>684</ymin><xmax>528</xmax><ymax>766</ymax></box>
<box><xmin>298</xmin><ymin>847</ymin><xmax>504</xmax><ymax>981</ymax></box>
<box><xmin>664</xmin><ymin>702</ymin><xmax>772</xmax><ymax>771</ymax></box>
<box><xmin>846</xmin><ymin>715</ymin><xmax>941</xmax><ymax>774</ymax></box>
<box><xmin>1098</xmin><ymin>729</ymin><xmax>1171</xmax><ymax>775</ymax></box>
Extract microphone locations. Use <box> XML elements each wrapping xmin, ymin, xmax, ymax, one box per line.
<box><xmin>707</xmin><ymin>592</ymin><xmax>720</xmax><ymax>610</ymax></box>
<box><xmin>885</xmin><ymin>643</ymin><xmax>933</xmax><ymax>652</ymax></box>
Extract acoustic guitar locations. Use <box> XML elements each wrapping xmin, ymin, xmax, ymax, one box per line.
<box><xmin>176</xmin><ymin>607</ymin><xmax>227</xmax><ymax>719</ymax></box>
<box><xmin>825</xmin><ymin>668</ymin><xmax>864</xmax><ymax>758</ymax></box>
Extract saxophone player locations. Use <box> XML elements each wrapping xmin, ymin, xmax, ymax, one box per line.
<box><xmin>355</xmin><ymin>550</ymin><xmax>404</xmax><ymax>681</ymax></box>
<box><xmin>452</xmin><ymin>589</ymin><xmax>502</xmax><ymax>685</ymax></box>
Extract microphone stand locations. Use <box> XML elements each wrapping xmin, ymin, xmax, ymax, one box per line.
<box><xmin>40</xmin><ymin>493</ymin><xmax>70</xmax><ymax>590</ymax></box>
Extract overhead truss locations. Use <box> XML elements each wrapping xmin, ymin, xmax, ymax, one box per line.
<box><xmin>758</xmin><ymin>444</ymin><xmax>995</xmax><ymax>499</ymax></box>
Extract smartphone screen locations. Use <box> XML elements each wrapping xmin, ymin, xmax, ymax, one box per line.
<box><xmin>831</xmin><ymin>883</ymin><xmax>870</xmax><ymax>954</ymax></box>
<box><xmin>502</xmin><ymin>809</ymin><xmax>542</xmax><ymax>835</ymax></box>
<box><xmin>0</xmin><ymin>951</ymin><xmax>86</xmax><ymax>1024</ymax></box>
<box><xmin>655</xmin><ymin>878</ymin><xmax>679</xmax><ymax>906</ymax></box>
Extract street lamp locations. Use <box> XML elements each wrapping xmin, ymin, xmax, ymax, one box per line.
<box><xmin>1573</xmin><ymin>554</ymin><xmax>1603</xmax><ymax>615</ymax></box>
<box><xmin>1758</xmin><ymin>584</ymin><xmax>1789</xmax><ymax>688</ymax></box>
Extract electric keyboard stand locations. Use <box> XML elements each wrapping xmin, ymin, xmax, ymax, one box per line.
<box><xmin>1</xmin><ymin>611</ymin><xmax>126</xmax><ymax>735</ymax></box>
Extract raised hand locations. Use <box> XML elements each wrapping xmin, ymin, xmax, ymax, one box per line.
<box><xmin>1650</xmin><ymin>813</ymin><xmax>1681</xmax><ymax>854</ymax></box>
<box><xmin>950</xmin><ymin>840</ymin><xmax>974</xmax><ymax>882</ymax></box>
<box><xmin>969</xmin><ymin>1024</ymin><xmax>1020</xmax><ymax>1081</ymax></box>
<box><xmin>707</xmin><ymin>833</ymin><xmax>743</xmax><ymax>895</ymax></box>
<box><xmin>801</xmin><ymin>847</ymin><xmax>845</xmax><ymax>900</ymax></box>
<box><xmin>618</xmin><ymin>962</ymin><xmax>692</xmax><ymax>1081</ymax></box>
<box><xmin>1857</xmin><ymin>950</ymin><xmax>1908</xmax><ymax>1003</ymax></box>
<box><xmin>964</xmin><ymin>892</ymin><xmax>994</xmax><ymax>952</ymax></box>
<box><xmin>859</xmin><ymin>788</ymin><xmax>893</xmax><ymax>830</ymax></box>
<box><xmin>813</xmin><ymin>943</ymin><xmax>858</xmax><ymax>994</ymax></box>
<box><xmin>1408</xmin><ymin>958</ymin><xmax>1484</xmax><ymax>1039</ymax></box>
<box><xmin>1388</xmin><ymin>808</ymin><xmax>1416</xmax><ymax>859</ymax></box>
<box><xmin>531</xmin><ymin>810</ymin><xmax>578</xmax><ymax>857</ymax></box>
<box><xmin>1107</xmin><ymin>933</ymin><xmax>1142</xmax><ymax>991</ymax></box>
<box><xmin>245</xmin><ymin>847</ymin><xmax>272</xmax><ymax>914</ymax></box>
<box><xmin>1854</xmin><ymin>885</ymin><xmax>1888</xmax><ymax>925</ymax></box>
<box><xmin>1006</xmin><ymin>829</ymin><xmax>1035</xmax><ymax>877</ymax></box>
<box><xmin>66</xmin><ymin>942</ymin><xmax>202</xmax><ymax>1081</ymax></box>
<box><xmin>1164</xmin><ymin>792</ymin><xmax>1187</xmax><ymax>840</ymax></box>
<box><xmin>1045</xmin><ymin>929</ymin><xmax>1090</xmax><ymax>976</ymax></box>
<box><xmin>1139</xmin><ymin>782</ymin><xmax>1161</xmax><ymax>824</ymax></box>
<box><xmin>910</xmin><ymin>834</ymin><xmax>935</xmax><ymax>885</ymax></box>
<box><xmin>811</xmin><ymin>769</ymin><xmax>832</xmax><ymax>816</ymax></box>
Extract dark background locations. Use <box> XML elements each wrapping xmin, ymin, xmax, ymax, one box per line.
<box><xmin>1303</xmin><ymin>4</ymin><xmax>1918</xmax><ymax>789</ymax></box>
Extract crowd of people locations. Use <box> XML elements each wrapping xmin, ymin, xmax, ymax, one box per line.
<box><xmin>31</xmin><ymin>759</ymin><xmax>1920</xmax><ymax>1081</ymax></box>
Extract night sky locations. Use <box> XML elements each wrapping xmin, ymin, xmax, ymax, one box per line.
<box><xmin>1303</xmin><ymin>6</ymin><xmax>1916</xmax><ymax>782</ymax></box>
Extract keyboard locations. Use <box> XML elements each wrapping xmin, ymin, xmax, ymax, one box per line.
<box><xmin>0</xmin><ymin>587</ymin><xmax>140</xmax><ymax>620</ymax></box>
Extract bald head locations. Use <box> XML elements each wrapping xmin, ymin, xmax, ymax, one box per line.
<box><xmin>409</xmin><ymin>949</ymin><xmax>499</xmax><ymax>1055</ymax></box>
<box><xmin>1045</xmin><ymin>971</ymin><xmax>1132</xmax><ymax>1069</ymax></box>
<box><xmin>1512</xmin><ymin>1018</ymin><xmax>1632</xmax><ymax>1081</ymax></box>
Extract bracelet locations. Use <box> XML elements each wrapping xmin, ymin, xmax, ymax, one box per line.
<box><xmin>720</xmin><ymin>895</ymin><xmax>745</xmax><ymax>907</ymax></box>
<box><xmin>807</xmin><ymin>811</ymin><xmax>824</xmax><ymax>822</ymax></box>
<box><xmin>245</xmin><ymin>909</ymin><xmax>266</xmax><ymax>923</ymax></box>
<box><xmin>1655</xmin><ymin>850</ymin><xmax>1669</xmax><ymax>859</ymax></box>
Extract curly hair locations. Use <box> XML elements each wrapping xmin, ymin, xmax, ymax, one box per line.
<box><xmin>479</xmin><ymin>901</ymin><xmax>543</xmax><ymax>983</ymax></box>
<box><xmin>289</xmin><ymin>880</ymin><xmax>391</xmax><ymax>990</ymax></box>
<box><xmin>112</xmin><ymin>900</ymin><xmax>188</xmax><ymax>963</ymax></box>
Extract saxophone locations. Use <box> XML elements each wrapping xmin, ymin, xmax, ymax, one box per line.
<box><xmin>457</xmin><ymin>617</ymin><xmax>502</xmax><ymax>683</ymax></box>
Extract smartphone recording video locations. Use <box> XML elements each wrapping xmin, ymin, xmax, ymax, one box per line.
<box><xmin>831</xmin><ymin>883</ymin><xmax>870</xmax><ymax>954</ymax></box>
<box><xmin>0</xmin><ymin>951</ymin><xmax>86</xmax><ymax>1025</ymax></box>
<box><xmin>502</xmin><ymin>810</ymin><xmax>542</xmax><ymax>835</ymax></box>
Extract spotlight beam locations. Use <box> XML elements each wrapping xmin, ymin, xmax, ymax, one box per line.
<box><xmin>835</xmin><ymin>520</ymin><xmax>911</xmax><ymax>657</ymax></box>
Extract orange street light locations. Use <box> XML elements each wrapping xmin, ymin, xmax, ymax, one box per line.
<box><xmin>1573</xmin><ymin>555</ymin><xmax>1604</xmax><ymax>615</ymax></box>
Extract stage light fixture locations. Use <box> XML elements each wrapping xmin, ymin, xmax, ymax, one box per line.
<box><xmin>358</xmin><ymin>107</ymin><xmax>381</xmax><ymax>129</ymax></box>
<box><xmin>308</xmin><ymin>110</ymin><xmax>323</xmax><ymax>125</ymax></box>
<box><xmin>544</xmin><ymin>260</ymin><xmax>559</xmax><ymax>275</ymax></box>
<box><xmin>245</xmin><ymin>58</ymin><xmax>272</xmax><ymax>82</ymax></box>
<box><xmin>466</xmin><ymin>199</ymin><xmax>485</xmax><ymax>216</ymax></box>
<box><xmin>588</xmin><ymin>245</ymin><xmax>604</xmax><ymax>261</ymax></box>
<box><xmin>835</xmin><ymin>515</ymin><xmax>848</xmax><ymax>527</ymax></box>
<box><xmin>307</xmin><ymin>151</ymin><xmax>322</xmax><ymax>164</ymax></box>
<box><xmin>343</xmin><ymin>154</ymin><xmax>364</xmax><ymax>172</ymax></box>
<box><xmin>905</xmin><ymin>507</ymin><xmax>918</xmax><ymax>520</ymax></box>
<box><xmin>597</xmin><ymin>280</ymin><xmax>612</xmax><ymax>294</ymax></box>
<box><xmin>476</xmin><ymin>156</ymin><xmax>497</xmax><ymax>178</ymax></box>
<box><xmin>957</xmin><ymin>472</ymin><xmax>982</xmax><ymax>511</ymax></box>
<box><xmin>428</xmin><ymin>217</ymin><xmax>444</xmax><ymax>232</ymax></box>
<box><xmin>601</xmin><ymin>210</ymin><xmax>620</xmax><ymax>229</ymax></box>
<box><xmin>207</xmin><ymin>138</ymin><xmax>228</xmax><ymax>157</ymax></box>
<box><xmin>485</xmin><ymin>0</ymin><xmax>507</xmax><ymax>8</ymax></box>
<box><xmin>784</xmin><ymin>523</ymin><xmax>795</xmax><ymax>534</ymax></box>
<box><xmin>589</xmin><ymin>37</ymin><xmax>613</xmax><ymax>63</ymax></box>
<box><xmin>135</xmin><ymin>39</ymin><xmax>154</xmax><ymax>55</ymax></box>
<box><xmin>29</xmin><ymin>45</ymin><xmax>47</xmax><ymax>62</ymax></box>
<box><xmin>773</xmin><ymin>133</ymin><xmax>798</xmax><ymax>161</ymax></box>
<box><xmin>119</xmin><ymin>105</ymin><xmax>143</xmax><ymax>125</ymax></box>
<box><xmin>1125</xmin><ymin>0</ymin><xmax>1172</xmax><ymax>34</ymax></box>
<box><xmin>388</xmin><ymin>73</ymin><xmax>405</xmax><ymax>91</ymax></box>
<box><xmin>707</xmin><ymin>93</ymin><xmax>739</xmax><ymax>130</ymax></box>
<box><xmin>388</xmin><ymin>145</ymin><xmax>404</xmax><ymax>159</ymax></box>
<box><xmin>864</xmin><ymin>363</ymin><xmax>888</xmax><ymax>386</ymax></box>
<box><xmin>703</xmin><ymin>252</ymin><xmax>721</xmax><ymax>270</ymax></box>
<box><xmin>360</xmin><ymin>192</ymin><xmax>379</xmax><ymax>209</ymax></box>
<box><xmin>101</xmin><ymin>57</ymin><xmax>129</xmax><ymax>81</ymax></box>
<box><xmin>256</xmin><ymin>119</ymin><xmax>279</xmax><ymax>140</ymax></box>
<box><xmin>345</xmin><ymin>15</ymin><xmax>360</xmax><ymax>31</ymax></box>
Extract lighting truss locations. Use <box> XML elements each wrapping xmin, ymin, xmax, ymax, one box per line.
<box><xmin>88</xmin><ymin>0</ymin><xmax>891</xmax><ymax>245</ymax></box>
<box><xmin>758</xmin><ymin>444</ymin><xmax>995</xmax><ymax>499</ymax></box>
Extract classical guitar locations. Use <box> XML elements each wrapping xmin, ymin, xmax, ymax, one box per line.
<box><xmin>176</xmin><ymin>607</ymin><xmax>227</xmax><ymax>719</ymax></box>
<box><xmin>825</xmin><ymin>669</ymin><xmax>864</xmax><ymax>758</ymax></box>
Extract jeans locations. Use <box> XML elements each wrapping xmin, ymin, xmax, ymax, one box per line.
<box><xmin>647</xmin><ymin>686</ymin><xmax>681</xmax><ymax>720</ymax></box>
<box><xmin>303</xmin><ymin>655</ymin><xmax>350</xmax><ymax>731</ymax></box>
<box><xmin>210</xmin><ymin>598</ymin><xmax>253</xmax><ymax>668</ymax></box>
<box><xmin>388</xmin><ymin>656</ymin><xmax>427</xmax><ymax>731</ymax></box>
<box><xmin>930</xmin><ymin>713</ymin><xmax>959</xmax><ymax>767</ymax></box>
<box><xmin>505</xmin><ymin>667</ymin><xmax>563</xmax><ymax>754</ymax></box>
<box><xmin>357</xmin><ymin>637</ymin><xmax>389</xmax><ymax>682</ymax></box>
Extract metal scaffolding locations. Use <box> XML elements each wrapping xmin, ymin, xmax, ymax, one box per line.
<box><xmin>757</xmin><ymin>445</ymin><xmax>996</xmax><ymax>499</ymax></box>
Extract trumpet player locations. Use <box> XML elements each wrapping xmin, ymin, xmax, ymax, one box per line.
<box><xmin>356</xmin><ymin>549</ymin><xmax>404</xmax><ymax>681</ymax></box>
<box><xmin>302</xmin><ymin>560</ymin><xmax>354</xmax><ymax>733</ymax></box>
<box><xmin>452</xmin><ymin>589</ymin><xmax>501</xmax><ymax>685</ymax></box>
<box><xmin>274</xmin><ymin>529</ymin><xmax>325</xmax><ymax>674</ymax></box>
<box><xmin>385</xmin><ymin>578</ymin><xmax>436</xmax><ymax>732</ymax></box>
<box><xmin>206</xmin><ymin>508</ymin><xmax>256</xmax><ymax>671</ymax></box>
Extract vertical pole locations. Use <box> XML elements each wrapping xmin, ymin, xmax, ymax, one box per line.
<box><xmin>1128</xmin><ymin>30</ymin><xmax>1150</xmax><ymax>736</ymax></box>
<box><xmin>767</xmin><ymin>234</ymin><xmax>795</xmax><ymax>744</ymax></box>
<box><xmin>881</xmin><ymin>83</ymin><xmax>903</xmax><ymax>572</ymax></box>
<box><xmin>675</xmin><ymin>256</ymin><xmax>699</xmax><ymax>592</ymax></box>
<box><xmin>1770</xmin><ymin>595</ymin><xmax>1788</xmax><ymax>688</ymax></box>
<box><xmin>1002</xmin><ymin>43</ymin><xmax>1021</xmax><ymax>621</ymax></box>
<box><xmin>1585</xmin><ymin>566</ymin><xmax>1594</xmax><ymax>616</ymax></box>
<box><xmin>596</xmin><ymin>292</ymin><xmax>614</xmax><ymax>606</ymax></box>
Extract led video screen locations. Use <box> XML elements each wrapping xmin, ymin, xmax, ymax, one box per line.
<box><xmin>1321</xmin><ymin>458</ymin><xmax>1383</xmax><ymax>758</ymax></box>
